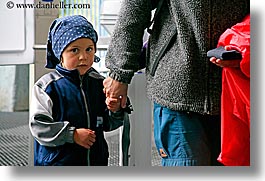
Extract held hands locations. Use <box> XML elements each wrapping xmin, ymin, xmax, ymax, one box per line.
<box><xmin>74</xmin><ymin>128</ymin><xmax>96</xmax><ymax>149</ymax></box>
<box><xmin>103</xmin><ymin>77</ymin><xmax>128</xmax><ymax>112</ymax></box>
<box><xmin>209</xmin><ymin>45</ymin><xmax>241</xmax><ymax>68</ymax></box>
<box><xmin>105</xmin><ymin>97</ymin><xmax>122</xmax><ymax>112</ymax></box>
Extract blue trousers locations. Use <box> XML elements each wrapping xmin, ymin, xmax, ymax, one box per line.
<box><xmin>153</xmin><ymin>102</ymin><xmax>222</xmax><ymax>166</ymax></box>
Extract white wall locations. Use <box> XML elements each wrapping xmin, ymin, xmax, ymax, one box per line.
<box><xmin>0</xmin><ymin>66</ymin><xmax>16</xmax><ymax>111</ymax></box>
<box><xmin>0</xmin><ymin>0</ymin><xmax>34</xmax><ymax>65</ymax></box>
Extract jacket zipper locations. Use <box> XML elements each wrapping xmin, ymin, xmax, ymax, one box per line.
<box><xmin>80</xmin><ymin>76</ymin><xmax>90</xmax><ymax>128</ymax></box>
<box><xmin>79</xmin><ymin>75</ymin><xmax>91</xmax><ymax>165</ymax></box>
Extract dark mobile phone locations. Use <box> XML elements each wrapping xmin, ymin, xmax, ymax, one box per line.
<box><xmin>207</xmin><ymin>46</ymin><xmax>242</xmax><ymax>60</ymax></box>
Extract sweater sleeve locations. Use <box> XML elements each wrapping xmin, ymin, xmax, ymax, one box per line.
<box><xmin>29</xmin><ymin>84</ymin><xmax>75</xmax><ymax>147</ymax></box>
<box><xmin>105</xmin><ymin>0</ymin><xmax>152</xmax><ymax>84</ymax></box>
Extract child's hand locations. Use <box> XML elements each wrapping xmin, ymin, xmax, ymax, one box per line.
<box><xmin>74</xmin><ymin>128</ymin><xmax>96</xmax><ymax>149</ymax></box>
<box><xmin>105</xmin><ymin>97</ymin><xmax>122</xmax><ymax>112</ymax></box>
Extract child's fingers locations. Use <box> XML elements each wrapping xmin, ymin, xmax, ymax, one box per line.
<box><xmin>108</xmin><ymin>97</ymin><xmax>120</xmax><ymax>102</ymax></box>
<box><xmin>106</xmin><ymin>97</ymin><xmax>120</xmax><ymax>105</ymax></box>
<box><xmin>105</xmin><ymin>97</ymin><xmax>121</xmax><ymax>112</ymax></box>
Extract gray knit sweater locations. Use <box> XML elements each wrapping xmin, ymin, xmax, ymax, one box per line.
<box><xmin>105</xmin><ymin>0</ymin><xmax>249</xmax><ymax>115</ymax></box>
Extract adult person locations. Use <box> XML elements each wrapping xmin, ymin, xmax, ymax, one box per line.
<box><xmin>209</xmin><ymin>14</ymin><xmax>250</xmax><ymax>166</ymax></box>
<box><xmin>103</xmin><ymin>0</ymin><xmax>249</xmax><ymax>166</ymax></box>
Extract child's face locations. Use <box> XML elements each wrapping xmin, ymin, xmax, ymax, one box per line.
<box><xmin>61</xmin><ymin>38</ymin><xmax>95</xmax><ymax>75</ymax></box>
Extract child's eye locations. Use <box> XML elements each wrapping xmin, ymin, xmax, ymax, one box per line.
<box><xmin>71</xmin><ymin>48</ymin><xmax>79</xmax><ymax>53</ymax></box>
<box><xmin>86</xmin><ymin>47</ymin><xmax>93</xmax><ymax>52</ymax></box>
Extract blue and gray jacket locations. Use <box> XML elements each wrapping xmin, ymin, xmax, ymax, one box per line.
<box><xmin>29</xmin><ymin>65</ymin><xmax>127</xmax><ymax>166</ymax></box>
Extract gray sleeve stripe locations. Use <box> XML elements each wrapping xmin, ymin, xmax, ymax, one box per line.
<box><xmin>36</xmin><ymin>71</ymin><xmax>63</xmax><ymax>91</ymax></box>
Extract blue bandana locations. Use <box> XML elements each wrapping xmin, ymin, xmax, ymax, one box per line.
<box><xmin>45</xmin><ymin>15</ymin><xmax>100</xmax><ymax>69</ymax></box>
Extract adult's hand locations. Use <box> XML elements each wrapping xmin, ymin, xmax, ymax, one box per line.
<box><xmin>103</xmin><ymin>77</ymin><xmax>128</xmax><ymax>111</ymax></box>
<box><xmin>209</xmin><ymin>45</ymin><xmax>241</xmax><ymax>68</ymax></box>
<box><xmin>209</xmin><ymin>57</ymin><xmax>241</xmax><ymax>68</ymax></box>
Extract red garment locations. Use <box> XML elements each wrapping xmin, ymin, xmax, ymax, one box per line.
<box><xmin>216</xmin><ymin>15</ymin><xmax>250</xmax><ymax>166</ymax></box>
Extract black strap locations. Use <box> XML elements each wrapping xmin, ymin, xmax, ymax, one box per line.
<box><xmin>147</xmin><ymin>0</ymin><xmax>165</xmax><ymax>34</ymax></box>
<box><xmin>146</xmin><ymin>0</ymin><xmax>178</xmax><ymax>76</ymax></box>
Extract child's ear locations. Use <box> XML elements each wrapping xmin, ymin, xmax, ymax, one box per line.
<box><xmin>60</xmin><ymin>57</ymin><xmax>64</xmax><ymax>65</ymax></box>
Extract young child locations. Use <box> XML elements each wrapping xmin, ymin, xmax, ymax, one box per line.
<box><xmin>29</xmin><ymin>15</ymin><xmax>127</xmax><ymax>166</ymax></box>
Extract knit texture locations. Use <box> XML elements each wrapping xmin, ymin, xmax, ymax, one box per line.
<box><xmin>105</xmin><ymin>0</ymin><xmax>249</xmax><ymax>115</ymax></box>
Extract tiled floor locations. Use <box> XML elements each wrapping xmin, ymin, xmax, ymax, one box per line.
<box><xmin>0</xmin><ymin>112</ymin><xmax>29</xmax><ymax>166</ymax></box>
<box><xmin>0</xmin><ymin>112</ymin><xmax>161</xmax><ymax>166</ymax></box>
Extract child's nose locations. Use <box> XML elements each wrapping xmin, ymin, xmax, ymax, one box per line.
<box><xmin>79</xmin><ymin>51</ymin><xmax>88</xmax><ymax>60</ymax></box>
